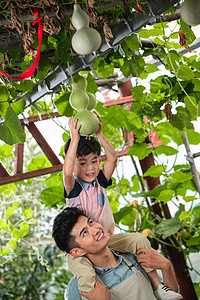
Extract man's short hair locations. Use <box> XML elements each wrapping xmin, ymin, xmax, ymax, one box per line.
<box><xmin>52</xmin><ymin>207</ymin><xmax>86</xmax><ymax>253</ymax></box>
<box><xmin>64</xmin><ymin>135</ymin><xmax>101</xmax><ymax>157</ymax></box>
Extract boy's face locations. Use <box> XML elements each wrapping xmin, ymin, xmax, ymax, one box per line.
<box><xmin>74</xmin><ymin>152</ymin><xmax>100</xmax><ymax>184</ymax></box>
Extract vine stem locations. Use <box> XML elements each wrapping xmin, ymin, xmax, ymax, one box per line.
<box><xmin>160</xmin><ymin>20</ymin><xmax>198</xmax><ymax>114</ymax></box>
<box><xmin>67</xmin><ymin>61</ymin><xmax>74</xmax><ymax>83</ymax></box>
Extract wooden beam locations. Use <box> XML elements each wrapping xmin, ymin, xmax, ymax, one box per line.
<box><xmin>20</xmin><ymin>112</ymin><xmax>61</xmax><ymax>125</ymax></box>
<box><xmin>26</xmin><ymin>122</ymin><xmax>61</xmax><ymax>166</ymax></box>
<box><xmin>14</xmin><ymin>143</ymin><xmax>24</xmax><ymax>175</ymax></box>
<box><xmin>0</xmin><ymin>163</ymin><xmax>10</xmax><ymax>177</ymax></box>
<box><xmin>0</xmin><ymin>164</ymin><xmax>63</xmax><ymax>185</ymax></box>
<box><xmin>103</xmin><ymin>95</ymin><xmax>134</xmax><ymax>107</ymax></box>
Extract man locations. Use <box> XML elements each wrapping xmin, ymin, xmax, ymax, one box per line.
<box><xmin>52</xmin><ymin>207</ymin><xmax>182</xmax><ymax>300</ymax></box>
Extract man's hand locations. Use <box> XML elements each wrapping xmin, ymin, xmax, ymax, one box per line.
<box><xmin>80</xmin><ymin>281</ymin><xmax>111</xmax><ymax>300</ymax></box>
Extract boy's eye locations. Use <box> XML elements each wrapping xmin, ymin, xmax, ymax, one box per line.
<box><xmin>92</xmin><ymin>160</ymin><xmax>98</xmax><ymax>164</ymax></box>
<box><xmin>80</xmin><ymin>162</ymin><xmax>86</xmax><ymax>166</ymax></box>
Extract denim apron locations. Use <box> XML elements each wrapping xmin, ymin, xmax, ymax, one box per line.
<box><xmin>97</xmin><ymin>255</ymin><xmax>156</xmax><ymax>300</ymax></box>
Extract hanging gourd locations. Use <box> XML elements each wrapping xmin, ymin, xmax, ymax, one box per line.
<box><xmin>74</xmin><ymin>110</ymin><xmax>100</xmax><ymax>135</ymax></box>
<box><xmin>69</xmin><ymin>82</ymin><xmax>89</xmax><ymax>111</ymax></box>
<box><xmin>71</xmin><ymin>3</ymin><xmax>101</xmax><ymax>55</ymax></box>
<box><xmin>181</xmin><ymin>0</ymin><xmax>200</xmax><ymax>25</ymax></box>
<box><xmin>69</xmin><ymin>73</ymin><xmax>99</xmax><ymax>136</ymax></box>
<box><xmin>73</xmin><ymin>73</ymin><xmax>97</xmax><ymax>110</ymax></box>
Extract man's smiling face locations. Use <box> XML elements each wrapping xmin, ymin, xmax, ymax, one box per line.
<box><xmin>70</xmin><ymin>216</ymin><xmax>110</xmax><ymax>256</ymax></box>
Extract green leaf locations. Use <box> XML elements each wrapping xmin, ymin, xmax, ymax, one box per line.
<box><xmin>0</xmin><ymin>107</ymin><xmax>26</xmax><ymax>145</ymax></box>
<box><xmin>124</xmin><ymin>34</ymin><xmax>140</xmax><ymax>52</ymax></box>
<box><xmin>172</xmin><ymin>106</ymin><xmax>193</xmax><ymax>130</ymax></box>
<box><xmin>37</xmin><ymin>55</ymin><xmax>51</xmax><ymax>81</ymax></box>
<box><xmin>10</xmin><ymin>99</ymin><xmax>26</xmax><ymax>116</ymax></box>
<box><xmin>0</xmin><ymin>219</ymin><xmax>9</xmax><ymax>231</ymax></box>
<box><xmin>186</xmin><ymin>234</ymin><xmax>200</xmax><ymax>247</ymax></box>
<box><xmin>40</xmin><ymin>186</ymin><xmax>65</xmax><ymax>207</ymax></box>
<box><xmin>144</xmin><ymin>165</ymin><xmax>166</xmax><ymax>177</ymax></box>
<box><xmin>1</xmin><ymin>246</ymin><xmax>11</xmax><ymax>256</ymax></box>
<box><xmin>12</xmin><ymin>202</ymin><xmax>19</xmax><ymax>210</ymax></box>
<box><xmin>27</xmin><ymin>155</ymin><xmax>52</xmax><ymax>171</ymax></box>
<box><xmin>0</xmin><ymin>144</ymin><xmax>13</xmax><ymax>159</ymax></box>
<box><xmin>183</xmin><ymin>195</ymin><xmax>197</xmax><ymax>202</ymax></box>
<box><xmin>11</xmin><ymin>228</ymin><xmax>20</xmax><ymax>240</ymax></box>
<box><xmin>54</xmin><ymin>91</ymin><xmax>75</xmax><ymax>117</ymax></box>
<box><xmin>113</xmin><ymin>206</ymin><xmax>135</xmax><ymax>225</ymax></box>
<box><xmin>155</xmin><ymin>122</ymin><xmax>182</xmax><ymax>146</ymax></box>
<box><xmin>171</xmin><ymin>170</ymin><xmax>192</xmax><ymax>183</ymax></box>
<box><xmin>155</xmin><ymin>145</ymin><xmax>178</xmax><ymax>156</ymax></box>
<box><xmin>85</xmin><ymin>73</ymin><xmax>98</xmax><ymax>94</ymax></box>
<box><xmin>184</xmin><ymin>96</ymin><xmax>198</xmax><ymax>121</ymax></box>
<box><xmin>176</xmin><ymin>65</ymin><xmax>194</xmax><ymax>81</ymax></box>
<box><xmin>127</xmin><ymin>143</ymin><xmax>153</xmax><ymax>160</ymax></box>
<box><xmin>92</xmin><ymin>58</ymin><xmax>114</xmax><ymax>78</ymax></box>
<box><xmin>21</xmin><ymin>208</ymin><xmax>33</xmax><ymax>218</ymax></box>
<box><xmin>157</xmin><ymin>189</ymin><xmax>175</xmax><ymax>204</ymax></box>
<box><xmin>183</xmin><ymin>129</ymin><xmax>200</xmax><ymax>145</ymax></box>
<box><xmin>19</xmin><ymin>222</ymin><xmax>29</xmax><ymax>237</ymax></box>
<box><xmin>0</xmin><ymin>84</ymin><xmax>9</xmax><ymax>102</ymax></box>
<box><xmin>155</xmin><ymin>217</ymin><xmax>182</xmax><ymax>239</ymax></box>
<box><xmin>179</xmin><ymin>211</ymin><xmax>191</xmax><ymax>222</ymax></box>
<box><xmin>180</xmin><ymin>19</ymin><xmax>196</xmax><ymax>45</ymax></box>
<box><xmin>5</xmin><ymin>207</ymin><xmax>15</xmax><ymax>218</ymax></box>
<box><xmin>8</xmin><ymin>239</ymin><xmax>17</xmax><ymax>249</ymax></box>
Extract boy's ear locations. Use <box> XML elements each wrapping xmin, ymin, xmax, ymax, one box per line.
<box><xmin>70</xmin><ymin>248</ymin><xmax>86</xmax><ymax>257</ymax></box>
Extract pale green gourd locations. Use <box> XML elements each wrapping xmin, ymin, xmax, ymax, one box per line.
<box><xmin>181</xmin><ymin>0</ymin><xmax>200</xmax><ymax>25</ymax></box>
<box><xmin>73</xmin><ymin>73</ymin><xmax>97</xmax><ymax>110</ymax></box>
<box><xmin>73</xmin><ymin>73</ymin><xmax>87</xmax><ymax>91</ymax></box>
<box><xmin>74</xmin><ymin>110</ymin><xmax>100</xmax><ymax>136</ymax></box>
<box><xmin>87</xmin><ymin>92</ymin><xmax>97</xmax><ymax>110</ymax></box>
<box><xmin>71</xmin><ymin>4</ymin><xmax>101</xmax><ymax>55</ymax></box>
<box><xmin>69</xmin><ymin>82</ymin><xmax>89</xmax><ymax>111</ymax></box>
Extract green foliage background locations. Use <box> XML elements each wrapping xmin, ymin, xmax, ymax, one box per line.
<box><xmin>0</xmin><ymin>1</ymin><xmax>200</xmax><ymax>299</ymax></box>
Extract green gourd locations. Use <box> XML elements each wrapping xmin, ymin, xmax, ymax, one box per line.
<box><xmin>73</xmin><ymin>73</ymin><xmax>97</xmax><ymax>110</ymax></box>
<box><xmin>87</xmin><ymin>92</ymin><xmax>97</xmax><ymax>110</ymax></box>
<box><xmin>181</xmin><ymin>0</ymin><xmax>200</xmax><ymax>25</ymax></box>
<box><xmin>73</xmin><ymin>73</ymin><xmax>87</xmax><ymax>91</ymax></box>
<box><xmin>74</xmin><ymin>110</ymin><xmax>99</xmax><ymax>135</ymax></box>
<box><xmin>71</xmin><ymin>4</ymin><xmax>101</xmax><ymax>55</ymax></box>
<box><xmin>69</xmin><ymin>82</ymin><xmax>89</xmax><ymax>111</ymax></box>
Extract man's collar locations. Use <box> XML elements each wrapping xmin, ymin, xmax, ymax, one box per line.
<box><xmin>74</xmin><ymin>175</ymin><xmax>97</xmax><ymax>190</ymax></box>
<box><xmin>93</xmin><ymin>250</ymin><xmax>123</xmax><ymax>273</ymax></box>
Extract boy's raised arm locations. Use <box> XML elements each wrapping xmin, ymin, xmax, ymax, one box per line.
<box><xmin>95</xmin><ymin>113</ymin><xmax>118</xmax><ymax>181</ymax></box>
<box><xmin>63</xmin><ymin>117</ymin><xmax>81</xmax><ymax>196</ymax></box>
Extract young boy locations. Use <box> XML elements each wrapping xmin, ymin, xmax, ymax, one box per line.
<box><xmin>63</xmin><ymin>114</ymin><xmax>182</xmax><ymax>300</ymax></box>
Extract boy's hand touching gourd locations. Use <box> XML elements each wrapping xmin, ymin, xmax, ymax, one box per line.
<box><xmin>94</xmin><ymin>112</ymin><xmax>102</xmax><ymax>136</ymax></box>
<box><xmin>68</xmin><ymin>116</ymin><xmax>81</xmax><ymax>141</ymax></box>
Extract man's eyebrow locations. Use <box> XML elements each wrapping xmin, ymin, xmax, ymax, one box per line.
<box><xmin>79</xmin><ymin>218</ymin><xmax>91</xmax><ymax>237</ymax></box>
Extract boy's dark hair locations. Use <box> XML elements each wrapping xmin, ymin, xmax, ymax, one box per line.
<box><xmin>52</xmin><ymin>207</ymin><xmax>86</xmax><ymax>253</ymax></box>
<box><xmin>64</xmin><ymin>136</ymin><xmax>101</xmax><ymax>157</ymax></box>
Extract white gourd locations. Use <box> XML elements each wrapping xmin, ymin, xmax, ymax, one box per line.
<box><xmin>71</xmin><ymin>4</ymin><xmax>101</xmax><ymax>55</ymax></box>
<box><xmin>181</xmin><ymin>0</ymin><xmax>200</xmax><ymax>25</ymax></box>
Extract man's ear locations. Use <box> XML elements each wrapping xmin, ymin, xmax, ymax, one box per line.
<box><xmin>70</xmin><ymin>248</ymin><xmax>87</xmax><ymax>257</ymax></box>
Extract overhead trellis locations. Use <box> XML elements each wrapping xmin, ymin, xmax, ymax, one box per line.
<box><xmin>0</xmin><ymin>0</ymin><xmax>179</xmax><ymax>107</ymax></box>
